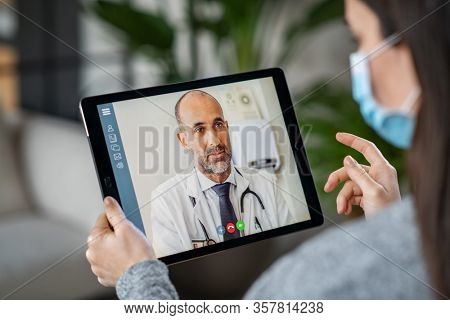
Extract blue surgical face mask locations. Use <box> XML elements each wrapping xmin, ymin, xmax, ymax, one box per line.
<box><xmin>349</xmin><ymin>35</ymin><xmax>421</xmax><ymax>149</ymax></box>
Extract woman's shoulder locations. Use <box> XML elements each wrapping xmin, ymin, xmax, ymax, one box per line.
<box><xmin>245</xmin><ymin>197</ymin><xmax>433</xmax><ymax>299</ymax></box>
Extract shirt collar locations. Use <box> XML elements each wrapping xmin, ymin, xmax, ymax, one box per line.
<box><xmin>196</xmin><ymin>165</ymin><xmax>236</xmax><ymax>192</ymax></box>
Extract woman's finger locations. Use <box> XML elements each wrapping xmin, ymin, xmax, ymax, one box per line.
<box><xmin>88</xmin><ymin>213</ymin><xmax>110</xmax><ymax>242</ymax></box>
<box><xmin>346</xmin><ymin>195</ymin><xmax>363</xmax><ymax>215</ymax></box>
<box><xmin>336</xmin><ymin>132</ymin><xmax>389</xmax><ymax>166</ymax></box>
<box><xmin>325</xmin><ymin>165</ymin><xmax>370</xmax><ymax>192</ymax></box>
<box><xmin>104</xmin><ymin>196</ymin><xmax>127</xmax><ymax>232</ymax></box>
<box><xmin>336</xmin><ymin>180</ymin><xmax>360</xmax><ymax>214</ymax></box>
<box><xmin>343</xmin><ymin>155</ymin><xmax>381</xmax><ymax>193</ymax></box>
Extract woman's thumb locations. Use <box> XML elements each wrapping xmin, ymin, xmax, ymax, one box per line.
<box><xmin>104</xmin><ymin>197</ymin><xmax>127</xmax><ymax>230</ymax></box>
<box><xmin>343</xmin><ymin>155</ymin><xmax>377</xmax><ymax>192</ymax></box>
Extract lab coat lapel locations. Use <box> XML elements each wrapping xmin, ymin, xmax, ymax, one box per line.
<box><xmin>185</xmin><ymin>169</ymin><xmax>200</xmax><ymax>201</ymax></box>
<box><xmin>234</xmin><ymin>167</ymin><xmax>250</xmax><ymax>201</ymax></box>
<box><xmin>185</xmin><ymin>169</ymin><xmax>219</xmax><ymax>242</ymax></box>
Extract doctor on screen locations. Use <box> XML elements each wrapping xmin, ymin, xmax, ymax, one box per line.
<box><xmin>150</xmin><ymin>90</ymin><xmax>295</xmax><ymax>257</ymax></box>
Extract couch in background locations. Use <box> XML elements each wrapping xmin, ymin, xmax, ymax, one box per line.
<box><xmin>0</xmin><ymin>112</ymin><xmax>114</xmax><ymax>299</ymax></box>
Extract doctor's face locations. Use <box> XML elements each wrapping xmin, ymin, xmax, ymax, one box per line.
<box><xmin>176</xmin><ymin>91</ymin><xmax>232</xmax><ymax>175</ymax></box>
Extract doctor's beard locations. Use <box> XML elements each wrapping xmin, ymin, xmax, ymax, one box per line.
<box><xmin>199</xmin><ymin>144</ymin><xmax>232</xmax><ymax>174</ymax></box>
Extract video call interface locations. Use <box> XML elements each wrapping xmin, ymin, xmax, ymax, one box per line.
<box><xmin>97</xmin><ymin>77</ymin><xmax>312</xmax><ymax>258</ymax></box>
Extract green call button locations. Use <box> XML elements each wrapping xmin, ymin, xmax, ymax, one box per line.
<box><xmin>236</xmin><ymin>220</ymin><xmax>245</xmax><ymax>231</ymax></box>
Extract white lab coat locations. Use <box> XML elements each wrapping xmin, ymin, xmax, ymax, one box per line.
<box><xmin>149</xmin><ymin>167</ymin><xmax>295</xmax><ymax>257</ymax></box>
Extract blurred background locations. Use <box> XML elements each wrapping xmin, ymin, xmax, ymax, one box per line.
<box><xmin>0</xmin><ymin>0</ymin><xmax>407</xmax><ymax>299</ymax></box>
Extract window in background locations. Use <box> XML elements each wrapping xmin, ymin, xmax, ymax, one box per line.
<box><xmin>0</xmin><ymin>0</ymin><xmax>18</xmax><ymax>115</ymax></box>
<box><xmin>15</xmin><ymin>0</ymin><xmax>81</xmax><ymax>120</ymax></box>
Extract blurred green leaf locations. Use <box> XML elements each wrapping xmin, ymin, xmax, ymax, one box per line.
<box><xmin>277</xmin><ymin>0</ymin><xmax>343</xmax><ymax>65</ymax></box>
<box><xmin>286</xmin><ymin>0</ymin><xmax>343</xmax><ymax>42</ymax></box>
<box><xmin>90</xmin><ymin>1</ymin><xmax>174</xmax><ymax>50</ymax></box>
<box><xmin>192</xmin><ymin>17</ymin><xmax>229</xmax><ymax>39</ymax></box>
<box><xmin>89</xmin><ymin>0</ymin><xmax>184</xmax><ymax>82</ymax></box>
<box><xmin>207</xmin><ymin>0</ymin><xmax>265</xmax><ymax>71</ymax></box>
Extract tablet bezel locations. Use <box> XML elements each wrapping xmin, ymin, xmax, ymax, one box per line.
<box><xmin>80</xmin><ymin>68</ymin><xmax>323</xmax><ymax>265</ymax></box>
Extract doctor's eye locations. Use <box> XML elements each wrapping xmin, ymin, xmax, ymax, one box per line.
<box><xmin>193</xmin><ymin>126</ymin><xmax>205</xmax><ymax>134</ymax></box>
<box><xmin>214</xmin><ymin>121</ymin><xmax>225</xmax><ymax>129</ymax></box>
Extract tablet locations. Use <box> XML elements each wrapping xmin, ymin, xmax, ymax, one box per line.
<box><xmin>80</xmin><ymin>68</ymin><xmax>323</xmax><ymax>264</ymax></box>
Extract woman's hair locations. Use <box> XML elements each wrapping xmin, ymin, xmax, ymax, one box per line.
<box><xmin>361</xmin><ymin>0</ymin><xmax>450</xmax><ymax>298</ymax></box>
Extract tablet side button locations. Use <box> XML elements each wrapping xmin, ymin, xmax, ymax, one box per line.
<box><xmin>104</xmin><ymin>177</ymin><xmax>112</xmax><ymax>189</ymax></box>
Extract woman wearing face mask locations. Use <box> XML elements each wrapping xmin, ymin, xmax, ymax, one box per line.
<box><xmin>86</xmin><ymin>0</ymin><xmax>449</xmax><ymax>299</ymax></box>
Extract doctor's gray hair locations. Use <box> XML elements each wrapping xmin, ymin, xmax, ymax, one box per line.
<box><xmin>174</xmin><ymin>90</ymin><xmax>223</xmax><ymax>131</ymax></box>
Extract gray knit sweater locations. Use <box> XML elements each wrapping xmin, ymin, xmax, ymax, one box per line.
<box><xmin>116</xmin><ymin>197</ymin><xmax>434</xmax><ymax>299</ymax></box>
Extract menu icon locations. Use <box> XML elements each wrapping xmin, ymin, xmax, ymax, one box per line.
<box><xmin>101</xmin><ymin>107</ymin><xmax>111</xmax><ymax>116</ymax></box>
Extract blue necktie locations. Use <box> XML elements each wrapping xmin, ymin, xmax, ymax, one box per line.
<box><xmin>211</xmin><ymin>182</ymin><xmax>240</xmax><ymax>240</ymax></box>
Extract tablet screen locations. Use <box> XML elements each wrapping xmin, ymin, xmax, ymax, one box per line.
<box><xmin>81</xmin><ymin>69</ymin><xmax>322</xmax><ymax>263</ymax></box>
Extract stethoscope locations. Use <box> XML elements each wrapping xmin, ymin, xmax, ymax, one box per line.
<box><xmin>191</xmin><ymin>168</ymin><xmax>266</xmax><ymax>244</ymax></box>
<box><xmin>240</xmin><ymin>186</ymin><xmax>265</xmax><ymax>231</ymax></box>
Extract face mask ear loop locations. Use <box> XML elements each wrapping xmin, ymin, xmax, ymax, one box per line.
<box><xmin>349</xmin><ymin>34</ymin><xmax>401</xmax><ymax>76</ymax></box>
<box><xmin>366</xmin><ymin>33</ymin><xmax>402</xmax><ymax>61</ymax></box>
<box><xmin>400</xmin><ymin>87</ymin><xmax>422</xmax><ymax>114</ymax></box>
